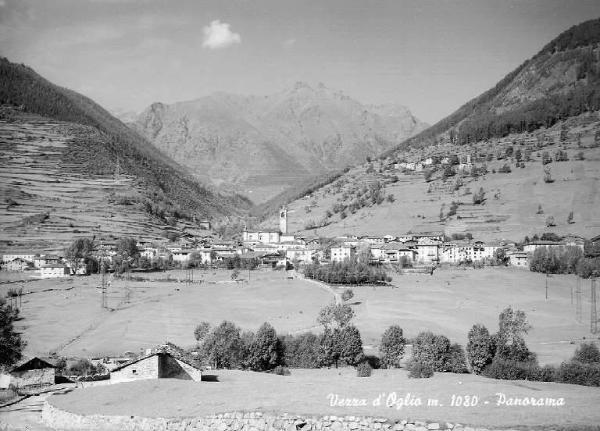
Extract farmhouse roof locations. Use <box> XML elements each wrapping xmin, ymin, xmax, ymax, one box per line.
<box><xmin>111</xmin><ymin>345</ymin><xmax>202</xmax><ymax>373</ymax></box>
<box><xmin>528</xmin><ymin>241</ymin><xmax>564</xmax><ymax>246</ymax></box>
<box><xmin>10</xmin><ymin>357</ymin><xmax>56</xmax><ymax>372</ymax></box>
<box><xmin>41</xmin><ymin>264</ymin><xmax>68</xmax><ymax>269</ymax></box>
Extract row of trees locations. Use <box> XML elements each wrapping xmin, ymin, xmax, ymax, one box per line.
<box><xmin>303</xmin><ymin>259</ymin><xmax>391</xmax><ymax>285</ymax></box>
<box><xmin>529</xmin><ymin>245</ymin><xmax>600</xmax><ymax>278</ymax></box>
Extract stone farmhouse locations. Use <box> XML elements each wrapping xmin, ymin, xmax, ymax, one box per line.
<box><xmin>0</xmin><ymin>357</ymin><xmax>56</xmax><ymax>389</ymax></box>
<box><xmin>110</xmin><ymin>347</ymin><xmax>202</xmax><ymax>384</ymax></box>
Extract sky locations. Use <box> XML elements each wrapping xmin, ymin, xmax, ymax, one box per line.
<box><xmin>1</xmin><ymin>0</ymin><xmax>600</xmax><ymax>124</ymax></box>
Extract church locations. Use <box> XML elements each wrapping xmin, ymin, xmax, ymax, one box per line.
<box><xmin>242</xmin><ymin>207</ymin><xmax>295</xmax><ymax>245</ymax></box>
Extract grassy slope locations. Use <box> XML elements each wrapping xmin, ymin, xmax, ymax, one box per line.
<box><xmin>49</xmin><ymin>369</ymin><xmax>600</xmax><ymax>428</ymax></box>
<box><xmin>270</xmin><ymin>117</ymin><xmax>600</xmax><ymax>242</ymax></box>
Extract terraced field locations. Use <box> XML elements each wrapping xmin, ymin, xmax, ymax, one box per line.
<box><xmin>0</xmin><ymin>115</ymin><xmax>186</xmax><ymax>254</ymax></box>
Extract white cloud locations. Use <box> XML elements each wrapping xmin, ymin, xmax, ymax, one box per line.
<box><xmin>202</xmin><ymin>20</ymin><xmax>240</xmax><ymax>50</ymax></box>
<box><xmin>283</xmin><ymin>38</ymin><xmax>296</xmax><ymax>48</ymax></box>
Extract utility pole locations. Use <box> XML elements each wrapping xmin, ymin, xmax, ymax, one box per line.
<box><xmin>592</xmin><ymin>278</ymin><xmax>598</xmax><ymax>334</ymax></box>
<box><xmin>576</xmin><ymin>276</ymin><xmax>583</xmax><ymax>323</ymax></box>
<box><xmin>545</xmin><ymin>272</ymin><xmax>548</xmax><ymax>300</ymax></box>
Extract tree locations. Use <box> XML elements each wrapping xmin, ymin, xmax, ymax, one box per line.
<box><xmin>472</xmin><ymin>187</ymin><xmax>486</xmax><ymax>205</ymax></box>
<box><xmin>567</xmin><ymin>211</ymin><xmax>575</xmax><ymax>224</ymax></box>
<box><xmin>542</xmin><ymin>151</ymin><xmax>552</xmax><ymax>165</ymax></box>
<box><xmin>317</xmin><ymin>303</ymin><xmax>354</xmax><ymax>329</ymax></box>
<box><xmin>543</xmin><ymin>166</ymin><xmax>554</xmax><ymax>183</ymax></box>
<box><xmin>380</xmin><ymin>325</ymin><xmax>406</xmax><ymax>368</ymax></box>
<box><xmin>412</xmin><ymin>331</ymin><xmax>451</xmax><ymax>372</ymax></box>
<box><xmin>545</xmin><ymin>216</ymin><xmax>556</xmax><ymax>227</ymax></box>
<box><xmin>65</xmin><ymin>237</ymin><xmax>95</xmax><ymax>274</ymax></box>
<box><xmin>466</xmin><ymin>324</ymin><xmax>495</xmax><ymax>374</ymax></box>
<box><xmin>201</xmin><ymin>321</ymin><xmax>243</xmax><ymax>369</ymax></box>
<box><xmin>341</xmin><ymin>289</ymin><xmax>354</xmax><ymax>302</ymax></box>
<box><xmin>338</xmin><ymin>325</ymin><xmax>364</xmax><ymax>366</ymax></box>
<box><xmin>246</xmin><ymin>322</ymin><xmax>284</xmax><ymax>371</ymax></box>
<box><xmin>318</xmin><ymin>328</ymin><xmax>341</xmax><ymax>368</ymax></box>
<box><xmin>0</xmin><ymin>298</ymin><xmax>25</xmax><ymax>367</ymax></box>
<box><xmin>194</xmin><ymin>321</ymin><xmax>211</xmax><ymax>342</ymax></box>
<box><xmin>284</xmin><ymin>332</ymin><xmax>320</xmax><ymax>368</ymax></box>
<box><xmin>116</xmin><ymin>237</ymin><xmax>140</xmax><ymax>260</ymax></box>
<box><xmin>536</xmin><ymin>204</ymin><xmax>544</xmax><ymax>214</ymax></box>
<box><xmin>573</xmin><ymin>343</ymin><xmax>600</xmax><ymax>364</ymax></box>
<box><xmin>495</xmin><ymin>306</ymin><xmax>534</xmax><ymax>362</ymax></box>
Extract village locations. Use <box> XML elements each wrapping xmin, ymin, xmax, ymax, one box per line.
<box><xmin>2</xmin><ymin>206</ymin><xmax>597</xmax><ymax>278</ymax></box>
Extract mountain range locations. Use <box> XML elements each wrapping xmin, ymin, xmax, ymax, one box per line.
<box><xmin>130</xmin><ymin>82</ymin><xmax>427</xmax><ymax>203</ymax></box>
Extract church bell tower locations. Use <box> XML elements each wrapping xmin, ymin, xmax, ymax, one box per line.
<box><xmin>279</xmin><ymin>207</ymin><xmax>288</xmax><ymax>235</ymax></box>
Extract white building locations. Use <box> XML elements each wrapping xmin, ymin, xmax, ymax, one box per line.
<box><xmin>330</xmin><ymin>245</ymin><xmax>356</xmax><ymax>263</ymax></box>
<box><xmin>2</xmin><ymin>253</ymin><xmax>36</xmax><ymax>264</ymax></box>
<box><xmin>40</xmin><ymin>264</ymin><xmax>70</xmax><ymax>278</ymax></box>
<box><xmin>286</xmin><ymin>247</ymin><xmax>313</xmax><ymax>265</ymax></box>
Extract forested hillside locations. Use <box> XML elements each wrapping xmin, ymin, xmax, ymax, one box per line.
<box><xmin>384</xmin><ymin>18</ymin><xmax>600</xmax><ymax>155</ymax></box>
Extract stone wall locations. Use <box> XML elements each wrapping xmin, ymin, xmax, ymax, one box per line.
<box><xmin>42</xmin><ymin>402</ymin><xmax>514</xmax><ymax>431</ymax></box>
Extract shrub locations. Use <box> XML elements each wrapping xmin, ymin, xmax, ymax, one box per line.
<box><xmin>356</xmin><ymin>361</ymin><xmax>373</xmax><ymax>377</ymax></box>
<box><xmin>407</xmin><ymin>360</ymin><xmax>434</xmax><ymax>378</ymax></box>
<box><xmin>341</xmin><ymin>289</ymin><xmax>354</xmax><ymax>302</ymax></box>
<box><xmin>573</xmin><ymin>343</ymin><xmax>600</xmax><ymax>364</ymax></box>
<box><xmin>363</xmin><ymin>355</ymin><xmax>381</xmax><ymax>369</ymax></box>
<box><xmin>555</xmin><ymin>361</ymin><xmax>600</xmax><ymax>386</ymax></box>
<box><xmin>272</xmin><ymin>366</ymin><xmax>291</xmax><ymax>376</ymax></box>
<box><xmin>498</xmin><ymin>164</ymin><xmax>511</xmax><ymax>173</ymax></box>
<box><xmin>482</xmin><ymin>358</ymin><xmax>541</xmax><ymax>381</ymax></box>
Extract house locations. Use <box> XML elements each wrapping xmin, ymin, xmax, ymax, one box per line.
<box><xmin>508</xmin><ymin>251</ymin><xmax>530</xmax><ymax>269</ymax></box>
<box><xmin>415</xmin><ymin>237</ymin><xmax>441</xmax><ymax>264</ymax></box>
<box><xmin>330</xmin><ymin>244</ymin><xmax>356</xmax><ymax>263</ymax></box>
<box><xmin>2</xmin><ymin>253</ymin><xmax>36</xmax><ymax>265</ymax></box>
<box><xmin>140</xmin><ymin>247</ymin><xmax>158</xmax><ymax>259</ymax></box>
<box><xmin>0</xmin><ymin>357</ymin><xmax>56</xmax><ymax>389</ymax></box>
<box><xmin>40</xmin><ymin>264</ymin><xmax>70</xmax><ymax>278</ymax></box>
<box><xmin>362</xmin><ymin>236</ymin><xmax>385</xmax><ymax>246</ymax></box>
<box><xmin>286</xmin><ymin>247</ymin><xmax>313</xmax><ymax>265</ymax></box>
<box><xmin>380</xmin><ymin>242</ymin><xmax>417</xmax><ymax>264</ymax></box>
<box><xmin>198</xmin><ymin>220</ymin><xmax>211</xmax><ymax>230</ymax></box>
<box><xmin>3</xmin><ymin>258</ymin><xmax>32</xmax><ymax>272</ymax></box>
<box><xmin>171</xmin><ymin>249</ymin><xmax>194</xmax><ymax>264</ymax></box>
<box><xmin>109</xmin><ymin>347</ymin><xmax>202</xmax><ymax>384</ymax></box>
<box><xmin>242</xmin><ymin>230</ymin><xmax>281</xmax><ymax>244</ymax></box>
<box><xmin>523</xmin><ymin>241</ymin><xmax>565</xmax><ymax>254</ymax></box>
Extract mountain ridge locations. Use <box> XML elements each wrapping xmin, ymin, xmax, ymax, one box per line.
<box><xmin>131</xmin><ymin>82</ymin><xmax>427</xmax><ymax>203</ymax></box>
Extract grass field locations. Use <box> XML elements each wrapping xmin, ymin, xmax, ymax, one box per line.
<box><xmin>336</xmin><ymin>267</ymin><xmax>596</xmax><ymax>365</ymax></box>
<box><xmin>2</xmin><ymin>269</ymin><xmax>331</xmax><ymax>357</ymax></box>
<box><xmin>3</xmin><ymin>267</ymin><xmax>596</xmax><ymax>366</ymax></box>
<box><xmin>48</xmin><ymin>368</ymin><xmax>600</xmax><ymax>429</ymax></box>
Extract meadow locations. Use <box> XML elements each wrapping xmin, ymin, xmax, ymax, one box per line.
<box><xmin>2</xmin><ymin>267</ymin><xmax>594</xmax><ymax>366</ymax></box>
